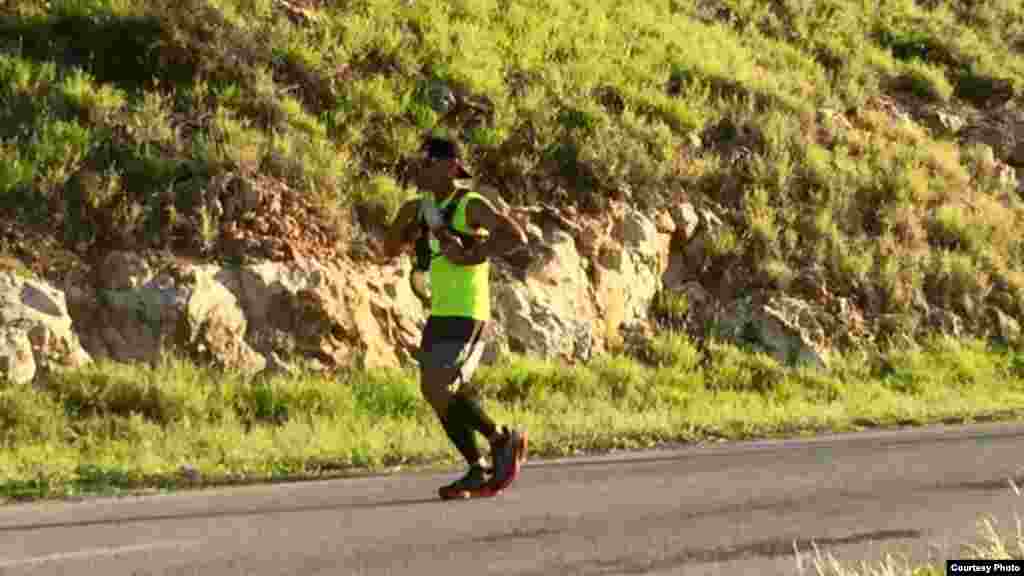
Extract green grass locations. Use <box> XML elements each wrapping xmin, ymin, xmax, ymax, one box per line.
<box><xmin>2</xmin><ymin>332</ymin><xmax>1023</xmax><ymax>501</ymax></box>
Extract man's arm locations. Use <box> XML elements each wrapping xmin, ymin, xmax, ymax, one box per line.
<box><xmin>373</xmin><ymin>199</ymin><xmax>421</xmax><ymax>262</ymax></box>
<box><xmin>440</xmin><ymin>195</ymin><xmax>527</xmax><ymax>265</ymax></box>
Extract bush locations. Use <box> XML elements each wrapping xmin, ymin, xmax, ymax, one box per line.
<box><xmin>0</xmin><ymin>383</ymin><xmax>69</xmax><ymax>447</ymax></box>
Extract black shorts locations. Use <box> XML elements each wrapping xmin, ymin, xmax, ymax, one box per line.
<box><xmin>415</xmin><ymin>316</ymin><xmax>488</xmax><ymax>385</ymax></box>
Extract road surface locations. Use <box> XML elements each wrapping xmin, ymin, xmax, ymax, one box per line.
<box><xmin>1</xmin><ymin>421</ymin><xmax>1022</xmax><ymax>575</ymax></box>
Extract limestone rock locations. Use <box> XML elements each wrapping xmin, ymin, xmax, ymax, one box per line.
<box><xmin>0</xmin><ymin>272</ymin><xmax>92</xmax><ymax>379</ymax></box>
<box><xmin>716</xmin><ymin>295</ymin><xmax>830</xmax><ymax>369</ymax></box>
<box><xmin>0</xmin><ymin>325</ymin><xmax>35</xmax><ymax>384</ymax></box>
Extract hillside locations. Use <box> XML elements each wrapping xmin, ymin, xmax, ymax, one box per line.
<box><xmin>2</xmin><ymin>0</ymin><xmax>1024</xmax><ymax>348</ymax></box>
<box><xmin>6</xmin><ymin>0</ymin><xmax>1024</xmax><ymax>513</ymax></box>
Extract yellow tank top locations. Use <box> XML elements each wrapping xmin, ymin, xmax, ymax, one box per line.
<box><xmin>428</xmin><ymin>191</ymin><xmax>491</xmax><ymax>321</ymax></box>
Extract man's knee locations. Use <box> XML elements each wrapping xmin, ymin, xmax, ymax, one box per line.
<box><xmin>420</xmin><ymin>367</ymin><xmax>460</xmax><ymax>415</ymax></box>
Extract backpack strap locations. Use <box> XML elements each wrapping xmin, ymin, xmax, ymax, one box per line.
<box><xmin>440</xmin><ymin>189</ymin><xmax>482</xmax><ymax>247</ymax></box>
<box><xmin>412</xmin><ymin>189</ymin><xmax>484</xmax><ymax>271</ymax></box>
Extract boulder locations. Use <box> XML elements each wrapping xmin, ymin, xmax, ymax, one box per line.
<box><xmin>69</xmin><ymin>255</ymin><xmax>430</xmax><ymax>374</ymax></box>
<box><xmin>491</xmin><ymin>224</ymin><xmax>597</xmax><ymax>361</ymax></box>
<box><xmin>76</xmin><ymin>265</ymin><xmax>264</xmax><ymax>372</ymax></box>
<box><xmin>0</xmin><ymin>325</ymin><xmax>35</xmax><ymax>385</ymax></box>
<box><xmin>235</xmin><ymin>259</ymin><xmax>408</xmax><ymax>370</ymax></box>
<box><xmin>603</xmin><ymin>207</ymin><xmax>664</xmax><ymax>326</ymax></box>
<box><xmin>668</xmin><ymin>202</ymin><xmax>700</xmax><ymax>242</ymax></box>
<box><xmin>0</xmin><ymin>272</ymin><xmax>92</xmax><ymax>382</ymax></box>
<box><xmin>716</xmin><ymin>295</ymin><xmax>830</xmax><ymax>369</ymax></box>
<box><xmin>494</xmin><ymin>281</ymin><xmax>592</xmax><ymax>360</ymax></box>
<box><xmin>485</xmin><ymin>204</ymin><xmax>668</xmax><ymax>362</ymax></box>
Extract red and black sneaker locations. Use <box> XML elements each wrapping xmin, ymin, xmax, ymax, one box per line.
<box><xmin>489</xmin><ymin>427</ymin><xmax>528</xmax><ymax>492</ymax></box>
<box><xmin>439</xmin><ymin>464</ymin><xmax>496</xmax><ymax>500</ymax></box>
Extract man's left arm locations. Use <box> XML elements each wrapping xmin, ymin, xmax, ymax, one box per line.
<box><xmin>440</xmin><ymin>196</ymin><xmax>527</xmax><ymax>265</ymax></box>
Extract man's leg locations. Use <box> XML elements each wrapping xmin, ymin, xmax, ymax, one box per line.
<box><xmin>417</xmin><ymin>318</ymin><xmax>526</xmax><ymax>494</ymax></box>
<box><xmin>419</xmin><ymin>365</ymin><xmax>486</xmax><ymax>469</ymax></box>
<box><xmin>418</xmin><ymin>319</ymin><xmax>502</xmax><ymax>448</ymax></box>
<box><xmin>443</xmin><ymin>328</ymin><xmax>502</xmax><ymax>444</ymax></box>
<box><xmin>443</xmin><ymin>330</ymin><xmax>528</xmax><ymax>490</ymax></box>
<box><xmin>420</xmin><ymin>364</ymin><xmax>493</xmax><ymax>497</ymax></box>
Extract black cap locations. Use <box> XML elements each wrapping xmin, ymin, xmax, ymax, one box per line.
<box><xmin>423</xmin><ymin>136</ymin><xmax>471</xmax><ymax>178</ymax></box>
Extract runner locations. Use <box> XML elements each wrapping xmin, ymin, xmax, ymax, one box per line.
<box><xmin>373</xmin><ymin>135</ymin><xmax>530</xmax><ymax>499</ymax></box>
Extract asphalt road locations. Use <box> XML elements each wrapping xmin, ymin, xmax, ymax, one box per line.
<box><xmin>1</xmin><ymin>421</ymin><xmax>1023</xmax><ymax>575</ymax></box>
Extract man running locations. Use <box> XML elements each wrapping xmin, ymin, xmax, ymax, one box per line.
<box><xmin>373</xmin><ymin>135</ymin><xmax>529</xmax><ymax>498</ymax></box>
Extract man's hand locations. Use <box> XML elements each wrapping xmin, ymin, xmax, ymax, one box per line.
<box><xmin>437</xmin><ymin>229</ymin><xmax>486</xmax><ymax>266</ymax></box>
<box><xmin>460</xmin><ymin>195</ymin><xmax>528</xmax><ymax>263</ymax></box>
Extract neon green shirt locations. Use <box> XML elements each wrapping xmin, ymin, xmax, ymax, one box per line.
<box><xmin>427</xmin><ymin>190</ymin><xmax>491</xmax><ymax>321</ymax></box>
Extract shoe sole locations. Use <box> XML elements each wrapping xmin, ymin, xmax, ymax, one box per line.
<box><xmin>491</xmin><ymin>430</ymin><xmax>528</xmax><ymax>492</ymax></box>
<box><xmin>439</xmin><ymin>485</ymin><xmax>500</xmax><ymax>500</ymax></box>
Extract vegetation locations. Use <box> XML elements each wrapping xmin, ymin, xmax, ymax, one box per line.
<box><xmin>1</xmin><ymin>333</ymin><xmax>1023</xmax><ymax>500</ymax></box>
<box><xmin>0</xmin><ymin>0</ymin><xmax>1023</xmax><ymax>331</ymax></box>
<box><xmin>1</xmin><ymin>0</ymin><xmax>1024</xmax><ymax>507</ymax></box>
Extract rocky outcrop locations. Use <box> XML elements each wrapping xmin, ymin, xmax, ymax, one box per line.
<box><xmin>234</xmin><ymin>258</ymin><xmax>421</xmax><ymax>370</ymax></box>
<box><xmin>7</xmin><ymin>186</ymin><xmax>1021</xmax><ymax>382</ymax></box>
<box><xmin>0</xmin><ymin>272</ymin><xmax>92</xmax><ymax>384</ymax></box>
<box><xmin>490</xmin><ymin>224</ymin><xmax>597</xmax><ymax>361</ymax></box>
<box><xmin>74</xmin><ymin>263</ymin><xmax>266</xmax><ymax>372</ymax></box>
<box><xmin>662</xmin><ymin>204</ymin><xmax>724</xmax><ymax>291</ymax></box>
<box><xmin>2</xmin><ymin>199</ymin><xmax>673</xmax><ymax>375</ymax></box>
<box><xmin>66</xmin><ymin>254</ymin><xmax>428</xmax><ymax>375</ymax></box>
<box><xmin>491</xmin><ymin>202</ymin><xmax>673</xmax><ymax>361</ymax></box>
<box><xmin>0</xmin><ymin>326</ymin><xmax>35</xmax><ymax>385</ymax></box>
<box><xmin>714</xmin><ymin>295</ymin><xmax>831</xmax><ymax>369</ymax></box>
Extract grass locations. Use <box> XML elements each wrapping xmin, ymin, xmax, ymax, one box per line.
<box><xmin>2</xmin><ymin>331</ymin><xmax>1023</xmax><ymax>501</ymax></box>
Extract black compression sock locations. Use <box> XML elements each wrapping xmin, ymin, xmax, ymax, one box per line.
<box><xmin>450</xmin><ymin>393</ymin><xmax>499</xmax><ymax>439</ymax></box>
<box><xmin>440</xmin><ymin>415</ymin><xmax>483</xmax><ymax>466</ymax></box>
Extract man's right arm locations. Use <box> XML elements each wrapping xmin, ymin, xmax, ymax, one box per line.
<box><xmin>375</xmin><ymin>199</ymin><xmax>421</xmax><ymax>262</ymax></box>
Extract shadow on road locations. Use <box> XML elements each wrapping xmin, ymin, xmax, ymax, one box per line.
<box><xmin>0</xmin><ymin>496</ymin><xmax>441</xmax><ymax>534</ymax></box>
